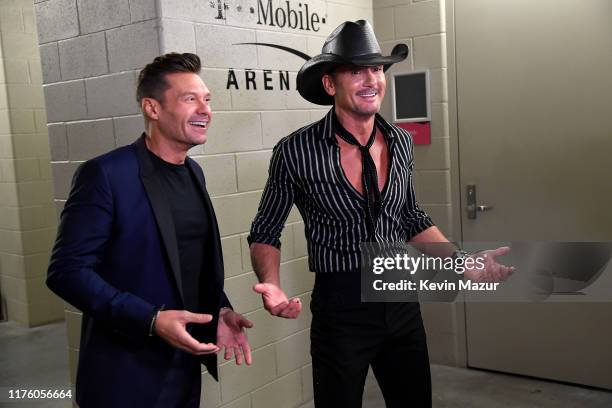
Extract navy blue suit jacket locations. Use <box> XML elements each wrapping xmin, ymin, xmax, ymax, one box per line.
<box><xmin>47</xmin><ymin>135</ymin><xmax>231</xmax><ymax>407</ymax></box>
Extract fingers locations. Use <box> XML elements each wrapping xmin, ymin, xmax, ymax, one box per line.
<box><xmin>490</xmin><ymin>246</ymin><xmax>511</xmax><ymax>258</ymax></box>
<box><xmin>238</xmin><ymin>316</ymin><xmax>254</xmax><ymax>329</ymax></box>
<box><xmin>177</xmin><ymin>331</ymin><xmax>220</xmax><ymax>355</ymax></box>
<box><xmin>183</xmin><ymin>311</ymin><xmax>214</xmax><ymax>325</ymax></box>
<box><xmin>252</xmin><ymin>283</ymin><xmax>272</xmax><ymax>295</ymax></box>
<box><xmin>277</xmin><ymin>298</ymin><xmax>302</xmax><ymax>319</ymax></box>
<box><xmin>242</xmin><ymin>341</ymin><xmax>253</xmax><ymax>365</ymax></box>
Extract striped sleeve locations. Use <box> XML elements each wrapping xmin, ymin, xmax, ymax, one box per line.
<box><xmin>247</xmin><ymin>144</ymin><xmax>295</xmax><ymax>249</ymax></box>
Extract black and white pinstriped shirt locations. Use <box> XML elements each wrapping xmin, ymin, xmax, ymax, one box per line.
<box><xmin>248</xmin><ymin>108</ymin><xmax>434</xmax><ymax>273</ymax></box>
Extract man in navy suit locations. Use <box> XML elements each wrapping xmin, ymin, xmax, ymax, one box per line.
<box><xmin>47</xmin><ymin>53</ymin><xmax>252</xmax><ymax>407</ymax></box>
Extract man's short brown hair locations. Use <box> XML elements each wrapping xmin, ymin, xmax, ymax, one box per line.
<box><xmin>136</xmin><ymin>53</ymin><xmax>201</xmax><ymax>103</ymax></box>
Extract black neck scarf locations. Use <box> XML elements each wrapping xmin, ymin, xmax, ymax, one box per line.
<box><xmin>333</xmin><ymin>111</ymin><xmax>382</xmax><ymax>240</ymax></box>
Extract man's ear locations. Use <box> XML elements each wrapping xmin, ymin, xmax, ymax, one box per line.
<box><xmin>322</xmin><ymin>74</ymin><xmax>336</xmax><ymax>97</ymax></box>
<box><xmin>141</xmin><ymin>98</ymin><xmax>160</xmax><ymax>121</ymax></box>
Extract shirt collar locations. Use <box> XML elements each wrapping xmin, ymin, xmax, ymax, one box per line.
<box><xmin>319</xmin><ymin>107</ymin><xmax>397</xmax><ymax>143</ymax></box>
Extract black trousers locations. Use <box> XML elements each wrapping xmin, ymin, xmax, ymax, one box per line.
<box><xmin>310</xmin><ymin>273</ymin><xmax>432</xmax><ymax>408</ymax></box>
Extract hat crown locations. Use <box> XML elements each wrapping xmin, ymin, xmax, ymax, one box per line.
<box><xmin>322</xmin><ymin>20</ymin><xmax>382</xmax><ymax>59</ymax></box>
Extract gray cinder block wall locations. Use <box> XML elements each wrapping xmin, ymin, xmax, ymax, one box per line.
<box><xmin>34</xmin><ymin>0</ymin><xmax>378</xmax><ymax>406</ymax></box>
<box><xmin>0</xmin><ymin>0</ymin><xmax>61</xmax><ymax>327</ymax></box>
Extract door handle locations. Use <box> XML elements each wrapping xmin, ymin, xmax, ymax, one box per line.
<box><xmin>466</xmin><ymin>185</ymin><xmax>493</xmax><ymax>219</ymax></box>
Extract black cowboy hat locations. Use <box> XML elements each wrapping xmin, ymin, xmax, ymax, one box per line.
<box><xmin>297</xmin><ymin>20</ymin><xmax>409</xmax><ymax>106</ymax></box>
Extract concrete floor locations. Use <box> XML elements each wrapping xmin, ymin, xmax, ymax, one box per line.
<box><xmin>1</xmin><ymin>320</ymin><xmax>611</xmax><ymax>408</ymax></box>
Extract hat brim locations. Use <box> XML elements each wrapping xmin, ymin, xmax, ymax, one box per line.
<box><xmin>297</xmin><ymin>44</ymin><xmax>409</xmax><ymax>105</ymax></box>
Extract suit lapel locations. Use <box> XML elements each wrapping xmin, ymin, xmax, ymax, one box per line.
<box><xmin>134</xmin><ymin>135</ymin><xmax>185</xmax><ymax>305</ymax></box>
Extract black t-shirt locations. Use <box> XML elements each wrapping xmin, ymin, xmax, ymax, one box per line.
<box><xmin>147</xmin><ymin>149</ymin><xmax>209</xmax><ymax>312</ymax></box>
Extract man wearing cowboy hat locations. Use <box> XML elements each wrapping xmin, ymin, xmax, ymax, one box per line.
<box><xmin>248</xmin><ymin>20</ymin><xmax>514</xmax><ymax>407</ymax></box>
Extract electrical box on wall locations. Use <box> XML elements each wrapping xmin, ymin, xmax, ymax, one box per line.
<box><xmin>391</xmin><ymin>70</ymin><xmax>431</xmax><ymax>145</ymax></box>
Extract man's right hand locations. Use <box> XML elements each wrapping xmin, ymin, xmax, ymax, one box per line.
<box><xmin>154</xmin><ymin>310</ymin><xmax>220</xmax><ymax>355</ymax></box>
<box><xmin>252</xmin><ymin>283</ymin><xmax>301</xmax><ymax>319</ymax></box>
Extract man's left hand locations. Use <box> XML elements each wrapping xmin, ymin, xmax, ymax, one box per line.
<box><xmin>216</xmin><ymin>308</ymin><xmax>253</xmax><ymax>365</ymax></box>
<box><xmin>463</xmin><ymin>246</ymin><xmax>516</xmax><ymax>282</ymax></box>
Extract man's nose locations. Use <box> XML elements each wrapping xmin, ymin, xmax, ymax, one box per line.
<box><xmin>198</xmin><ymin>99</ymin><xmax>211</xmax><ymax>115</ymax></box>
<box><xmin>363</xmin><ymin>69</ymin><xmax>376</xmax><ymax>85</ymax></box>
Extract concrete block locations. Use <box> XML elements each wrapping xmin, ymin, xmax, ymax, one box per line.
<box><xmin>229</xmin><ymin>70</ymin><xmax>289</xmax><ymax>110</ymax></box>
<box><xmin>5</xmin><ymin>299</ymin><xmax>28</xmax><ymax>324</ymax></box>
<box><xmin>203</xmin><ymin>112</ymin><xmax>262</xmax><ymax>154</ymax></box>
<box><xmin>0</xmin><ymin>275</ymin><xmax>26</xmax><ymax>303</ymax></box>
<box><xmin>415</xmin><ymin>170</ymin><xmax>450</xmax><ymax>204</ymax></box>
<box><xmin>240</xmin><ymin>224</ymin><xmax>295</xmax><ymax>273</ymax></box>
<box><xmin>223</xmin><ymin>0</ymin><xmax>281</xmax><ymax>32</ymax></box>
<box><xmin>373</xmin><ymin>7</ymin><xmax>395</xmax><ymax>42</ymax></box>
<box><xmin>0</xmin><ymin>87</ymin><xmax>7</xmax><ymax>109</ymax></box>
<box><xmin>3</xmin><ymin>59</ymin><xmax>29</xmax><ymax>84</ymax></box>
<box><xmin>430</xmin><ymin>103</ymin><xmax>448</xmax><ymax>139</ymax></box>
<box><xmin>68</xmin><ymin>347</ymin><xmax>79</xmax><ymax>384</ymax></box>
<box><xmin>236</xmin><ymin>150</ymin><xmax>272</xmax><ymax>192</ymax></box>
<box><xmin>54</xmin><ymin>199</ymin><xmax>65</xmax><ymax>219</ymax></box>
<box><xmin>279</xmin><ymin>258</ymin><xmax>313</xmax><ymax>298</ymax></box>
<box><xmin>58</xmin><ymin>33</ymin><xmax>108</xmax><ymax>80</ymax></box>
<box><xmin>285</xmin><ymin>72</ymin><xmax>319</xmax><ymax>110</ymax></box>
<box><xmin>251</xmin><ymin>371</ymin><xmax>302</xmax><ymax>408</ymax></box>
<box><xmin>0</xmin><ymin>6</ymin><xmax>24</xmax><ymax>33</ymax></box>
<box><xmin>129</xmin><ymin>0</ymin><xmax>157</xmax><ymax>22</ymax></box>
<box><xmin>429</xmin><ymin>68</ymin><xmax>447</xmax><ymax>103</ymax></box>
<box><xmin>28</xmin><ymin>59</ymin><xmax>43</xmax><ymax>85</ymax></box>
<box><xmin>325</xmin><ymin>4</ymin><xmax>372</xmax><ymax>34</ymax></box>
<box><xmin>414</xmin><ymin>33</ymin><xmax>446</xmax><ymax>70</ymax></box>
<box><xmin>13</xmin><ymin>158</ymin><xmax>41</xmax><ymax>181</ymax></box>
<box><xmin>421</xmin><ymin>302</ymin><xmax>456</xmax><ymax>335</ymax></box>
<box><xmin>261</xmin><ymin>110</ymin><xmax>310</xmax><ymax>148</ymax></box>
<box><xmin>113</xmin><ymin>115</ymin><xmax>143</xmax><ymax>147</ymax></box>
<box><xmin>20</xmin><ymin>227</ymin><xmax>56</xmax><ymax>255</ymax></box>
<box><xmin>219</xmin><ymin>344</ymin><xmax>276</xmax><ymax>403</ymax></box>
<box><xmin>219</xmin><ymin>395</ymin><xmax>250</xmax><ymax>408</ymax></box>
<box><xmin>195</xmin><ymin>25</ymin><xmax>257</xmax><ymax>69</ymax></box>
<box><xmin>77</xmin><ymin>0</ymin><xmax>130</xmax><ymax>34</ymax></box>
<box><xmin>413</xmin><ymin>137</ymin><xmax>449</xmax><ymax>170</ymax></box>
<box><xmin>380</xmin><ymin>39</ymin><xmax>413</xmax><ymax>76</ymax></box>
<box><xmin>307</xmin><ymin>35</ymin><xmax>325</xmax><ymax>57</ymax></box>
<box><xmin>34</xmin><ymin>109</ymin><xmax>48</xmax><ymax>133</ymax></box>
<box><xmin>199</xmin><ymin>69</ymin><xmax>232</xmax><ymax>111</ymax></box>
<box><xmin>9</xmin><ymin>110</ymin><xmax>36</xmax><ymax>134</ymax></box>
<box><xmin>276</xmin><ymin>329</ymin><xmax>310</xmax><ymax>376</ymax></box>
<box><xmin>39</xmin><ymin>42</ymin><xmax>61</xmax><ymax>84</ymax></box>
<box><xmin>0</xmin><ymin>203</ymin><xmax>19</xmax><ymax>228</ymax></box>
<box><xmin>0</xmin><ymin>253</ymin><xmax>26</xmax><ymax>279</ymax></box>
<box><xmin>292</xmin><ymin>222</ymin><xmax>307</xmax><ymax>258</ymax></box>
<box><xmin>0</xmin><ymin>182</ymin><xmax>19</xmax><ymax>206</ymax></box>
<box><xmin>106</xmin><ymin>20</ymin><xmax>161</xmax><ymax>73</ymax></box>
<box><xmin>244</xmin><ymin>302</ymin><xmax>312</xmax><ymax>350</ymax></box>
<box><xmin>254</xmin><ymin>30</ymin><xmax>309</xmax><ymax>71</ymax></box>
<box><xmin>158</xmin><ymin>0</ymin><xmax>220</xmax><ymax>24</ymax></box>
<box><xmin>426</xmin><ymin>330</ymin><xmax>459</xmax><ymax>366</ymax></box>
<box><xmin>48</xmin><ymin>123</ymin><xmax>68</xmax><ymax>161</ymax></box>
<box><xmin>224</xmin><ymin>272</ymin><xmax>260</xmax><ymax>313</ymax></box>
<box><xmin>12</xmin><ymin>134</ymin><xmax>46</xmax><ymax>157</ymax></box>
<box><xmin>160</xmin><ymin>19</ymin><xmax>195</xmax><ymax>54</ymax></box>
<box><xmin>17</xmin><ymin>180</ymin><xmax>55</xmax><ymax>206</ymax></box>
<box><xmin>394</xmin><ymin>0</ymin><xmax>443</xmax><ymax>38</ymax></box>
<box><xmin>211</xmin><ymin>191</ymin><xmax>262</xmax><ymax>236</ymax></box>
<box><xmin>38</xmin><ymin>158</ymin><xmax>53</xmax><ymax>180</ymax></box>
<box><xmin>374</xmin><ymin>0</ymin><xmax>412</xmax><ymax>8</ymax></box>
<box><xmin>220</xmin><ymin>235</ymin><xmax>243</xmax><ymax>278</ymax></box>
<box><xmin>200</xmin><ymin>372</ymin><xmax>221</xmax><ymax>407</ymax></box>
<box><xmin>28</xmin><ymin>293</ymin><xmax>64</xmax><ymax>325</ymax></box>
<box><xmin>7</xmin><ymin>84</ymin><xmax>45</xmax><ymax>109</ymax></box>
<box><xmin>51</xmin><ymin>161</ymin><xmax>81</xmax><ymax>200</ymax></box>
<box><xmin>43</xmin><ymin>80</ymin><xmax>87</xmax><ymax>122</ymax></box>
<box><xmin>302</xmin><ymin>364</ymin><xmax>313</xmax><ymax>402</ymax></box>
<box><xmin>191</xmin><ymin>154</ymin><xmax>237</xmax><ymax>197</ymax></box>
<box><xmin>23</xmin><ymin>7</ymin><xmax>36</xmax><ymax>34</ymax></box>
<box><xmin>24</xmin><ymin>252</ymin><xmax>53</xmax><ymax>279</ymax></box>
<box><xmin>65</xmin><ymin>310</ymin><xmax>82</xmax><ymax>349</ymax></box>
<box><xmin>35</xmin><ymin>0</ymin><xmax>79</xmax><ymax>44</ymax></box>
<box><xmin>17</xmin><ymin>205</ymin><xmax>50</xmax><ymax>230</ymax></box>
<box><xmin>85</xmin><ymin>71</ymin><xmax>140</xmax><ymax>119</ymax></box>
<box><xmin>66</xmin><ymin>119</ymin><xmax>115</xmax><ymax>161</ymax></box>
